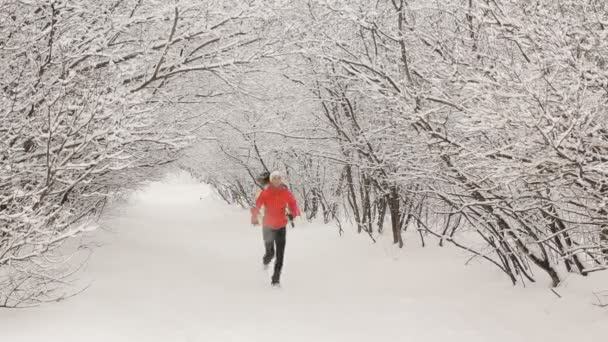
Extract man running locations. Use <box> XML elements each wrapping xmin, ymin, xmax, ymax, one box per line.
<box><xmin>251</xmin><ymin>171</ymin><xmax>300</xmax><ymax>287</ymax></box>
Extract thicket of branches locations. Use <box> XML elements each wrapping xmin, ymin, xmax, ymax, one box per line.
<box><xmin>2</xmin><ymin>0</ymin><xmax>606</xmax><ymax>307</ymax></box>
<box><xmin>187</xmin><ymin>0</ymin><xmax>608</xmax><ymax>287</ymax></box>
<box><xmin>0</xmin><ymin>0</ymin><xmax>279</xmax><ymax>307</ymax></box>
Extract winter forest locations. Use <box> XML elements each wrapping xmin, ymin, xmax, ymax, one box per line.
<box><xmin>1</xmin><ymin>0</ymin><xmax>608</xmax><ymax>334</ymax></box>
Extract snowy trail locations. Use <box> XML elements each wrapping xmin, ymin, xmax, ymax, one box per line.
<box><xmin>1</xmin><ymin>174</ymin><xmax>606</xmax><ymax>342</ymax></box>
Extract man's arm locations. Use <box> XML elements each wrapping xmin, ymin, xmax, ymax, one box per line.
<box><xmin>251</xmin><ymin>190</ymin><xmax>266</xmax><ymax>225</ymax></box>
<box><xmin>285</xmin><ymin>190</ymin><xmax>300</xmax><ymax>218</ymax></box>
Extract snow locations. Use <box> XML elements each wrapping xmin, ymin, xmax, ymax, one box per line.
<box><xmin>1</xmin><ymin>172</ymin><xmax>606</xmax><ymax>342</ymax></box>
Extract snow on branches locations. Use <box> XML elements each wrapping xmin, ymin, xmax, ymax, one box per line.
<box><xmin>193</xmin><ymin>0</ymin><xmax>608</xmax><ymax>288</ymax></box>
<box><xmin>0</xmin><ymin>0</ymin><xmax>276</xmax><ymax>307</ymax></box>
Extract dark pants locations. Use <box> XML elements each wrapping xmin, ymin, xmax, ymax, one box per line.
<box><xmin>262</xmin><ymin>227</ymin><xmax>286</xmax><ymax>283</ymax></box>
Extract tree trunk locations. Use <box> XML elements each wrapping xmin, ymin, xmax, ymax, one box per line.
<box><xmin>387</xmin><ymin>186</ymin><xmax>403</xmax><ymax>247</ymax></box>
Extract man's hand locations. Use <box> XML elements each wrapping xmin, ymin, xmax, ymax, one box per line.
<box><xmin>250</xmin><ymin>207</ymin><xmax>259</xmax><ymax>226</ymax></box>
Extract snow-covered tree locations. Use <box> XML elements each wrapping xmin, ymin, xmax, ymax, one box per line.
<box><xmin>192</xmin><ymin>0</ymin><xmax>608</xmax><ymax>287</ymax></box>
<box><xmin>0</xmin><ymin>0</ymin><xmax>279</xmax><ymax>307</ymax></box>
<box><xmin>3</xmin><ymin>0</ymin><xmax>606</xmax><ymax>307</ymax></box>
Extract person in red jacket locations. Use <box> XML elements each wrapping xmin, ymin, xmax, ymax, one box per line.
<box><xmin>251</xmin><ymin>171</ymin><xmax>300</xmax><ymax>286</ymax></box>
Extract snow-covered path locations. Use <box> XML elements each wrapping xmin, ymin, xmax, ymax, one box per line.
<box><xmin>1</xmin><ymin>174</ymin><xmax>606</xmax><ymax>342</ymax></box>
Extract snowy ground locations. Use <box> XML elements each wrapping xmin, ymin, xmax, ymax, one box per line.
<box><xmin>1</xmin><ymin>173</ymin><xmax>606</xmax><ymax>342</ymax></box>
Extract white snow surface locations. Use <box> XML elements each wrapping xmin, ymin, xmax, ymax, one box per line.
<box><xmin>1</xmin><ymin>172</ymin><xmax>607</xmax><ymax>341</ymax></box>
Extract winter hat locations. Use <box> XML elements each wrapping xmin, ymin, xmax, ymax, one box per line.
<box><xmin>270</xmin><ymin>170</ymin><xmax>282</xmax><ymax>179</ymax></box>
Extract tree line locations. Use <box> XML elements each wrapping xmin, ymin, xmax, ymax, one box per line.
<box><xmin>1</xmin><ymin>0</ymin><xmax>607</xmax><ymax>306</ymax></box>
<box><xmin>185</xmin><ymin>0</ymin><xmax>608</xmax><ymax>289</ymax></box>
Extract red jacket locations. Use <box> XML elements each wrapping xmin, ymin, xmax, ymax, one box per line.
<box><xmin>252</xmin><ymin>185</ymin><xmax>300</xmax><ymax>229</ymax></box>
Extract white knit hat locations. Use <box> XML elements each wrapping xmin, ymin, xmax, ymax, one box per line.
<box><xmin>270</xmin><ymin>170</ymin><xmax>282</xmax><ymax>179</ymax></box>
